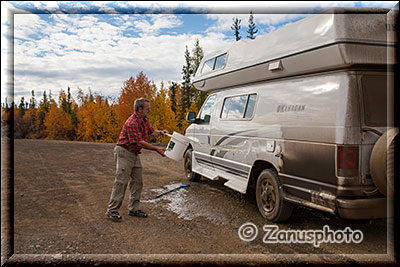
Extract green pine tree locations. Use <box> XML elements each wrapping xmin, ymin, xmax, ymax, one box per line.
<box><xmin>181</xmin><ymin>45</ymin><xmax>193</xmax><ymax>112</ymax></box>
<box><xmin>247</xmin><ymin>11</ymin><xmax>258</xmax><ymax>39</ymax></box>
<box><xmin>231</xmin><ymin>17</ymin><xmax>241</xmax><ymax>41</ymax></box>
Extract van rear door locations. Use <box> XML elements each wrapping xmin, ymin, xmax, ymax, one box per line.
<box><xmin>358</xmin><ymin>72</ymin><xmax>392</xmax><ymax>180</ymax></box>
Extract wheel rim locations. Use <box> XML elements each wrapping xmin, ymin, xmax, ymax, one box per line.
<box><xmin>259</xmin><ymin>178</ymin><xmax>276</xmax><ymax>213</ymax></box>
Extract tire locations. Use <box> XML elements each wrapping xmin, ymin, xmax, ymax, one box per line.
<box><xmin>370</xmin><ymin>128</ymin><xmax>398</xmax><ymax>197</ymax></box>
<box><xmin>256</xmin><ymin>169</ymin><xmax>293</xmax><ymax>222</ymax></box>
<box><xmin>184</xmin><ymin>148</ymin><xmax>201</xmax><ymax>182</ymax></box>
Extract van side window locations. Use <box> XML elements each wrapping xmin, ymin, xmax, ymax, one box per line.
<box><xmin>198</xmin><ymin>94</ymin><xmax>216</xmax><ymax>123</ymax></box>
<box><xmin>202</xmin><ymin>58</ymin><xmax>215</xmax><ymax>74</ymax></box>
<box><xmin>221</xmin><ymin>97</ymin><xmax>231</xmax><ymax>119</ymax></box>
<box><xmin>229</xmin><ymin>95</ymin><xmax>248</xmax><ymax>119</ymax></box>
<box><xmin>361</xmin><ymin>75</ymin><xmax>387</xmax><ymax>127</ymax></box>
<box><xmin>214</xmin><ymin>54</ymin><xmax>227</xmax><ymax>70</ymax></box>
<box><xmin>244</xmin><ymin>94</ymin><xmax>257</xmax><ymax>118</ymax></box>
<box><xmin>221</xmin><ymin>93</ymin><xmax>257</xmax><ymax>120</ymax></box>
<box><xmin>201</xmin><ymin>53</ymin><xmax>227</xmax><ymax>74</ymax></box>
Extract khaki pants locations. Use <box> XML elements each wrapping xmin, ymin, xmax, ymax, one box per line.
<box><xmin>107</xmin><ymin>146</ymin><xmax>142</xmax><ymax>213</ymax></box>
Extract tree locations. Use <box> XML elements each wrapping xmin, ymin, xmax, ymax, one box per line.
<box><xmin>191</xmin><ymin>39</ymin><xmax>204</xmax><ymax>75</ymax></box>
<box><xmin>35</xmin><ymin>90</ymin><xmax>50</xmax><ymax>138</ymax></box>
<box><xmin>148</xmin><ymin>82</ymin><xmax>179</xmax><ymax>143</ymax></box>
<box><xmin>58</xmin><ymin>87</ymin><xmax>77</xmax><ymax>140</ymax></box>
<box><xmin>29</xmin><ymin>90</ymin><xmax>36</xmax><ymax>109</ymax></box>
<box><xmin>168</xmin><ymin>82</ymin><xmax>180</xmax><ymax>115</ymax></box>
<box><xmin>180</xmin><ymin>45</ymin><xmax>193</xmax><ymax>116</ymax></box>
<box><xmin>44</xmin><ymin>100</ymin><xmax>74</xmax><ymax>140</ymax></box>
<box><xmin>18</xmin><ymin>97</ymin><xmax>26</xmax><ymax>117</ymax></box>
<box><xmin>247</xmin><ymin>11</ymin><xmax>258</xmax><ymax>39</ymax></box>
<box><xmin>231</xmin><ymin>17</ymin><xmax>241</xmax><ymax>41</ymax></box>
<box><xmin>116</xmin><ymin>72</ymin><xmax>156</xmax><ymax>127</ymax></box>
<box><xmin>190</xmin><ymin>39</ymin><xmax>208</xmax><ymax>110</ymax></box>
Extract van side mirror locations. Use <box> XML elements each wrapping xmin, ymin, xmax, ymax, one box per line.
<box><xmin>204</xmin><ymin>114</ymin><xmax>211</xmax><ymax>123</ymax></box>
<box><xmin>186</xmin><ymin>112</ymin><xmax>197</xmax><ymax>123</ymax></box>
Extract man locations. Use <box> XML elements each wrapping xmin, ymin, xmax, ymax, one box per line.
<box><xmin>106</xmin><ymin>98</ymin><xmax>168</xmax><ymax>221</ymax></box>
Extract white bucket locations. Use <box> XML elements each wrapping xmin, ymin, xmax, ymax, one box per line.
<box><xmin>165</xmin><ymin>131</ymin><xmax>190</xmax><ymax>161</ymax></box>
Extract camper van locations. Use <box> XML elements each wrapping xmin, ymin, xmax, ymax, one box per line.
<box><xmin>183</xmin><ymin>8</ymin><xmax>398</xmax><ymax>222</ymax></box>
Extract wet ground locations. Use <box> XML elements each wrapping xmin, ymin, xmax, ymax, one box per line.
<box><xmin>2</xmin><ymin>139</ymin><xmax>396</xmax><ymax>265</ymax></box>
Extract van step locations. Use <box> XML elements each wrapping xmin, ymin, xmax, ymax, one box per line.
<box><xmin>224</xmin><ymin>179</ymin><xmax>247</xmax><ymax>194</ymax></box>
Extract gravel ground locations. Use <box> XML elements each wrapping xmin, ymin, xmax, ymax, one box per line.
<box><xmin>1</xmin><ymin>138</ymin><xmax>396</xmax><ymax>265</ymax></box>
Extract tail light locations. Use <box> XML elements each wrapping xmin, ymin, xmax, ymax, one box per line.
<box><xmin>336</xmin><ymin>145</ymin><xmax>359</xmax><ymax>177</ymax></box>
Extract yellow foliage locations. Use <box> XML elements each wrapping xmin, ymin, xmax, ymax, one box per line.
<box><xmin>148</xmin><ymin>83</ymin><xmax>179</xmax><ymax>144</ymax></box>
<box><xmin>116</xmin><ymin>72</ymin><xmax>156</xmax><ymax>128</ymax></box>
<box><xmin>8</xmin><ymin>71</ymin><xmax>209</xmax><ymax>143</ymax></box>
<box><xmin>44</xmin><ymin>102</ymin><xmax>75</xmax><ymax>140</ymax></box>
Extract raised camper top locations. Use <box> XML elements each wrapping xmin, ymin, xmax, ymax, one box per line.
<box><xmin>193</xmin><ymin>7</ymin><xmax>397</xmax><ymax>92</ymax></box>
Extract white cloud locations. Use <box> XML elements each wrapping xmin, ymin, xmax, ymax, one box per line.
<box><xmin>133</xmin><ymin>14</ymin><xmax>183</xmax><ymax>36</ymax></box>
<box><xmin>3</xmin><ymin>1</ymin><xmax>398</xmax><ymax>105</ymax></box>
<box><xmin>10</xmin><ymin>12</ymin><xmax>230</xmax><ymax>104</ymax></box>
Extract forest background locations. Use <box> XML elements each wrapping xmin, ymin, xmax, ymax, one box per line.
<box><xmin>1</xmin><ymin>39</ymin><xmax>207</xmax><ymax>144</ymax></box>
<box><xmin>1</xmin><ymin>11</ymin><xmax>261</xmax><ymax>144</ymax></box>
<box><xmin>1</xmin><ymin>3</ymin><xmax>396</xmax><ymax>145</ymax></box>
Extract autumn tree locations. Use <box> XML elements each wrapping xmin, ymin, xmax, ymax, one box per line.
<box><xmin>76</xmin><ymin>91</ymin><xmax>120</xmax><ymax>143</ymax></box>
<box><xmin>116</xmin><ymin>72</ymin><xmax>156</xmax><ymax>127</ymax></box>
<box><xmin>148</xmin><ymin>82</ymin><xmax>179</xmax><ymax>143</ymax></box>
<box><xmin>44</xmin><ymin>95</ymin><xmax>75</xmax><ymax>140</ymax></box>
<box><xmin>1</xmin><ymin>99</ymin><xmax>13</xmax><ymax>138</ymax></box>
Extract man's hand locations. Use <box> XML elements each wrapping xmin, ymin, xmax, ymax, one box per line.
<box><xmin>156</xmin><ymin>147</ymin><xmax>166</xmax><ymax>157</ymax></box>
<box><xmin>151</xmin><ymin>130</ymin><xmax>170</xmax><ymax>138</ymax></box>
<box><xmin>161</xmin><ymin>130</ymin><xmax>170</xmax><ymax>136</ymax></box>
<box><xmin>138</xmin><ymin>140</ymin><xmax>167</xmax><ymax>157</ymax></box>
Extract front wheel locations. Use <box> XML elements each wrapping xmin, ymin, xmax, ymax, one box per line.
<box><xmin>256</xmin><ymin>169</ymin><xmax>293</xmax><ymax>222</ymax></box>
<box><xmin>184</xmin><ymin>148</ymin><xmax>201</xmax><ymax>182</ymax></box>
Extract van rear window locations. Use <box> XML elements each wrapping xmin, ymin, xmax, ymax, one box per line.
<box><xmin>361</xmin><ymin>75</ymin><xmax>387</xmax><ymax>127</ymax></box>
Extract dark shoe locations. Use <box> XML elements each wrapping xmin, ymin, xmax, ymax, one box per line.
<box><xmin>106</xmin><ymin>211</ymin><xmax>122</xmax><ymax>221</ymax></box>
<box><xmin>129</xmin><ymin>209</ymin><xmax>148</xmax><ymax>218</ymax></box>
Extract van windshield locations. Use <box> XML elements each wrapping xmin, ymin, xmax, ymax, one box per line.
<box><xmin>361</xmin><ymin>75</ymin><xmax>387</xmax><ymax>127</ymax></box>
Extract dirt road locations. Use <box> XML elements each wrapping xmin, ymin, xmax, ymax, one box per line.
<box><xmin>2</xmin><ymin>139</ymin><xmax>396</xmax><ymax>265</ymax></box>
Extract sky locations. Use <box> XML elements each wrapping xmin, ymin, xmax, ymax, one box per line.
<box><xmin>1</xmin><ymin>1</ymin><xmax>398</xmax><ymax>106</ymax></box>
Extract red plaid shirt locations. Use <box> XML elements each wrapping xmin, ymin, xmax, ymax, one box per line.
<box><xmin>117</xmin><ymin>113</ymin><xmax>154</xmax><ymax>154</ymax></box>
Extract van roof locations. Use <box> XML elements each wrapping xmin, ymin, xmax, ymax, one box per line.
<box><xmin>193</xmin><ymin>7</ymin><xmax>396</xmax><ymax>90</ymax></box>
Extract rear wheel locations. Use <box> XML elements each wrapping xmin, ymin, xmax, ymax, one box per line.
<box><xmin>184</xmin><ymin>148</ymin><xmax>201</xmax><ymax>182</ymax></box>
<box><xmin>370</xmin><ymin>128</ymin><xmax>398</xmax><ymax>197</ymax></box>
<box><xmin>256</xmin><ymin>169</ymin><xmax>293</xmax><ymax>222</ymax></box>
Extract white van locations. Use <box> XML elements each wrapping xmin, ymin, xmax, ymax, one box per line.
<box><xmin>183</xmin><ymin>8</ymin><xmax>398</xmax><ymax>222</ymax></box>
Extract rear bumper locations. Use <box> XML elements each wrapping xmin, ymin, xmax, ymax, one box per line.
<box><xmin>336</xmin><ymin>197</ymin><xmax>388</xmax><ymax>219</ymax></box>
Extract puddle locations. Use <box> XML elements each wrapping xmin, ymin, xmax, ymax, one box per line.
<box><xmin>144</xmin><ymin>183</ymin><xmax>230</xmax><ymax>225</ymax></box>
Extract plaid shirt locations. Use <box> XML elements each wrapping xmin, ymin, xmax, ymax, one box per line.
<box><xmin>116</xmin><ymin>113</ymin><xmax>154</xmax><ymax>154</ymax></box>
